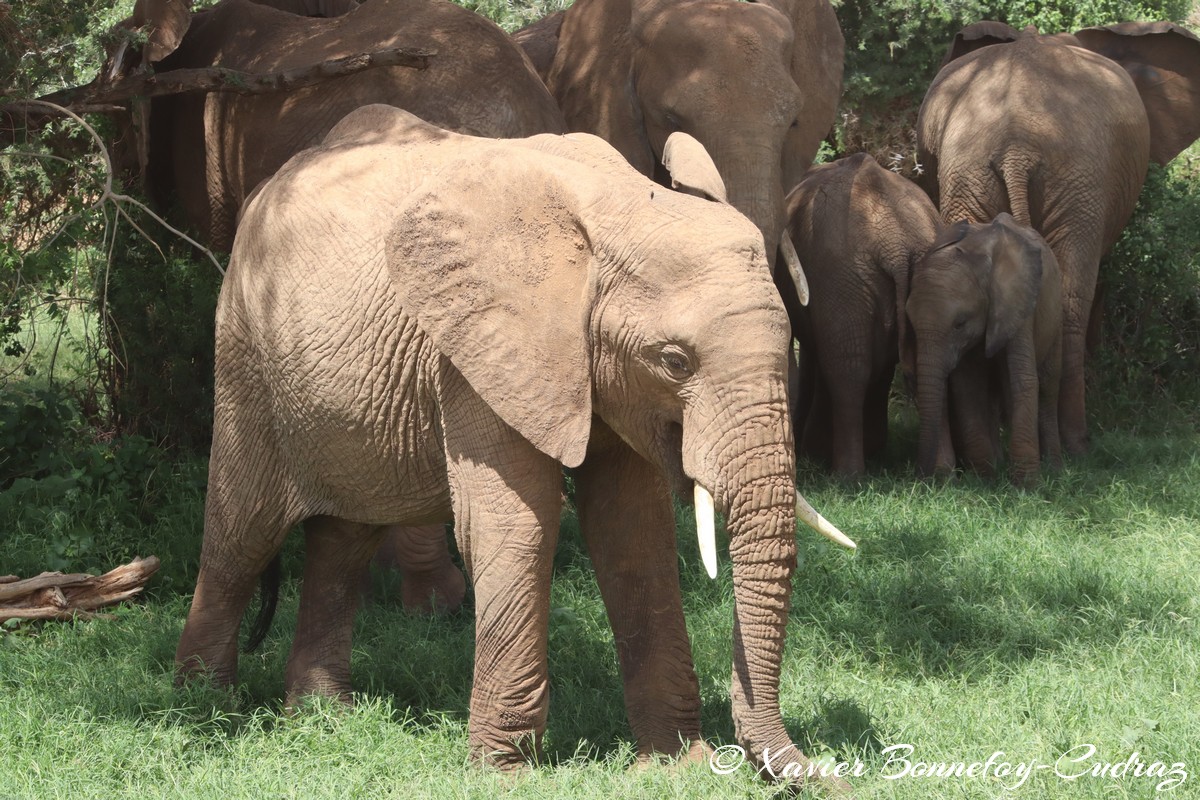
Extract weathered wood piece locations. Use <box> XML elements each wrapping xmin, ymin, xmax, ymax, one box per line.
<box><xmin>0</xmin><ymin>556</ymin><xmax>160</xmax><ymax>623</ymax></box>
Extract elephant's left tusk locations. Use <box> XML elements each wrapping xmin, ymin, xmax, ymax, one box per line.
<box><xmin>695</xmin><ymin>483</ymin><xmax>718</xmax><ymax>579</ymax></box>
<box><xmin>796</xmin><ymin>494</ymin><xmax>856</xmax><ymax>549</ymax></box>
<box><xmin>781</xmin><ymin>231</ymin><xmax>810</xmax><ymax>307</ymax></box>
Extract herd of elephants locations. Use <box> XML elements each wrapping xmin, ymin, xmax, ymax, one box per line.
<box><xmin>87</xmin><ymin>0</ymin><xmax>1200</xmax><ymax>790</ymax></box>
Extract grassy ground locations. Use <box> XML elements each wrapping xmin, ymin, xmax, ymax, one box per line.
<box><xmin>2</xmin><ymin>388</ymin><xmax>1197</xmax><ymax>799</ymax></box>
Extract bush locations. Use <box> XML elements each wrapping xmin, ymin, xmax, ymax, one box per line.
<box><xmin>0</xmin><ymin>383</ymin><xmax>206</xmax><ymax>589</ymax></box>
<box><xmin>100</xmin><ymin>214</ymin><xmax>223</xmax><ymax>451</ymax></box>
<box><xmin>1096</xmin><ymin>150</ymin><xmax>1200</xmax><ymax>402</ymax></box>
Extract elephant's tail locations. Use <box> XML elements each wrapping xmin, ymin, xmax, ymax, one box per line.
<box><xmin>243</xmin><ymin>554</ymin><xmax>282</xmax><ymax>653</ymax></box>
<box><xmin>994</xmin><ymin>153</ymin><xmax>1035</xmax><ymax>228</ymax></box>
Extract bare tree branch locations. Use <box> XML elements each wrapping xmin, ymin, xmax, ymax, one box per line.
<box><xmin>2</xmin><ymin>44</ymin><xmax>435</xmax><ymax>128</ymax></box>
<box><xmin>11</xmin><ymin>99</ymin><xmax>226</xmax><ymax>276</ymax></box>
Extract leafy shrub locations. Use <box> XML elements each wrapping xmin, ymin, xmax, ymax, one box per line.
<box><xmin>1096</xmin><ymin>152</ymin><xmax>1200</xmax><ymax>402</ymax></box>
<box><xmin>0</xmin><ymin>383</ymin><xmax>205</xmax><ymax>588</ymax></box>
<box><xmin>100</xmin><ymin>214</ymin><xmax>223</xmax><ymax>450</ymax></box>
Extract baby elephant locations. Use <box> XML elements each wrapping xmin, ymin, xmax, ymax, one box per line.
<box><xmin>907</xmin><ymin>213</ymin><xmax>1063</xmax><ymax>485</ymax></box>
<box><xmin>785</xmin><ymin>153</ymin><xmax>941</xmax><ymax>476</ymax></box>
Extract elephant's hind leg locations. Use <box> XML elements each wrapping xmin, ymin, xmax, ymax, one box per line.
<box><xmin>286</xmin><ymin>516</ymin><xmax>387</xmax><ymax>703</ymax></box>
<box><xmin>175</xmin><ymin>476</ymin><xmax>296</xmax><ymax>688</ymax></box>
<box><xmin>373</xmin><ymin>524</ymin><xmax>466</xmax><ymax>615</ymax></box>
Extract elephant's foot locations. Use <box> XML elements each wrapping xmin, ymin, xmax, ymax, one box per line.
<box><xmin>174</xmin><ymin>639</ymin><xmax>238</xmax><ymax>690</ymax></box>
<box><xmin>469</xmin><ymin>728</ymin><xmax>545</xmax><ymax>770</ymax></box>
<box><xmin>369</xmin><ymin>524</ymin><xmax>466</xmax><ymax>615</ymax></box>
<box><xmin>284</xmin><ymin>680</ymin><xmax>355</xmax><ymax>709</ymax></box>
<box><xmin>1063</xmin><ymin>431</ymin><xmax>1090</xmax><ymax>457</ymax></box>
<box><xmin>400</xmin><ymin>561</ymin><xmax>466</xmax><ymax>615</ymax></box>
<box><xmin>634</xmin><ymin>738</ymin><xmax>713</xmax><ymax>770</ymax></box>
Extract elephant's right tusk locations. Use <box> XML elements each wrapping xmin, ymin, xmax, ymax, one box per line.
<box><xmin>695</xmin><ymin>483</ymin><xmax>718</xmax><ymax>579</ymax></box>
<box><xmin>796</xmin><ymin>494</ymin><xmax>856</xmax><ymax>549</ymax></box>
<box><xmin>781</xmin><ymin>231</ymin><xmax>810</xmax><ymax>307</ymax></box>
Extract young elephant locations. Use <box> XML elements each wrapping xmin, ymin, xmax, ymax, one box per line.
<box><xmin>785</xmin><ymin>153</ymin><xmax>941</xmax><ymax>476</ymax></box>
<box><xmin>907</xmin><ymin>214</ymin><xmax>1063</xmax><ymax>485</ymax></box>
<box><xmin>178</xmin><ymin>105</ymin><xmax>854</xmax><ymax>790</ymax></box>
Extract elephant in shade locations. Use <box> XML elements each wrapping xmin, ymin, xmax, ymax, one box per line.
<box><xmin>111</xmin><ymin>0</ymin><xmax>564</xmax><ymax>250</ymax></box>
<box><xmin>785</xmin><ymin>153</ymin><xmax>941</xmax><ymax>477</ymax></box>
<box><xmin>514</xmin><ymin>0</ymin><xmax>844</xmax><ymax>308</ymax></box>
<box><xmin>907</xmin><ymin>215</ymin><xmax>1063</xmax><ymax>486</ymax></box>
<box><xmin>917</xmin><ymin>20</ymin><xmax>1200</xmax><ymax>457</ymax></box>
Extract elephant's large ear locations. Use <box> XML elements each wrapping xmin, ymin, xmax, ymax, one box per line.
<box><xmin>386</xmin><ymin>152</ymin><xmax>594</xmax><ymax>468</ymax></box>
<box><xmin>662</xmin><ymin>132</ymin><xmax>727</xmax><ymax>202</ymax></box>
<box><xmin>129</xmin><ymin>0</ymin><xmax>192</xmax><ymax>65</ymax></box>
<box><xmin>1074</xmin><ymin>22</ymin><xmax>1200</xmax><ymax>166</ymax></box>
<box><xmin>940</xmin><ymin>21</ymin><xmax>1022</xmax><ymax>70</ymax></box>
<box><xmin>546</xmin><ymin>0</ymin><xmax>656</xmax><ymax>176</ymax></box>
<box><xmin>755</xmin><ymin>0</ymin><xmax>844</xmax><ymax>186</ymax></box>
<box><xmin>513</xmin><ymin>11</ymin><xmax>565</xmax><ymax>81</ymax></box>
<box><xmin>985</xmin><ymin>213</ymin><xmax>1043</xmax><ymax>358</ymax></box>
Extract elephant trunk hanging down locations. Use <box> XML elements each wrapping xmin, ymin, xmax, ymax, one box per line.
<box><xmin>175</xmin><ymin>106</ymin><xmax>853</xmax><ymax>793</ymax></box>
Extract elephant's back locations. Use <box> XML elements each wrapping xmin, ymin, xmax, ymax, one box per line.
<box><xmin>788</xmin><ymin>154</ymin><xmax>939</xmax><ymax>275</ymax></box>
<box><xmin>921</xmin><ymin>37</ymin><xmax>1148</xmax><ymax>159</ymax></box>
<box><xmin>220</xmin><ymin>0</ymin><xmax>564</xmax><ymax>139</ymax></box>
<box><xmin>219</xmin><ymin>127</ymin><xmax>454</xmax><ymax>524</ymax></box>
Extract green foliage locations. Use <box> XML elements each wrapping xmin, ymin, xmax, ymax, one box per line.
<box><xmin>455</xmin><ymin>0</ymin><xmax>569</xmax><ymax>32</ymax></box>
<box><xmin>0</xmin><ymin>0</ymin><xmax>134</xmax><ymax>95</ymax></box>
<box><xmin>100</xmin><ymin>216</ymin><xmax>223</xmax><ymax>450</ymax></box>
<box><xmin>1097</xmin><ymin>150</ymin><xmax>1200</xmax><ymax>401</ymax></box>
<box><xmin>0</xmin><ymin>383</ymin><xmax>205</xmax><ymax>587</ymax></box>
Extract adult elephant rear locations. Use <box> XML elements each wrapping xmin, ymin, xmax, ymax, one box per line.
<box><xmin>113</xmin><ymin>0</ymin><xmax>565</xmax><ymax>250</ymax></box>
<box><xmin>917</xmin><ymin>21</ymin><xmax>1200</xmax><ymax>455</ymax></box>
<box><xmin>518</xmin><ymin>0</ymin><xmax>843</xmax><ymax>277</ymax></box>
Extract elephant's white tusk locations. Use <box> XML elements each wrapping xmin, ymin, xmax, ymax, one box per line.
<box><xmin>695</xmin><ymin>483</ymin><xmax>719</xmax><ymax>579</ymax></box>
<box><xmin>796</xmin><ymin>494</ymin><xmax>856</xmax><ymax>549</ymax></box>
<box><xmin>781</xmin><ymin>231</ymin><xmax>810</xmax><ymax>307</ymax></box>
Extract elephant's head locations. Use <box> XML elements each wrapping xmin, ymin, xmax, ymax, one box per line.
<box><xmin>544</xmin><ymin>0</ymin><xmax>843</xmax><ymax>273</ymax></box>
<box><xmin>940</xmin><ymin>20</ymin><xmax>1200</xmax><ymax>166</ymax></box>
<box><xmin>365</xmin><ymin>108</ymin><xmax>852</xmax><ymax>780</ymax></box>
<box><xmin>906</xmin><ymin>213</ymin><xmax>1049</xmax><ymax>476</ymax></box>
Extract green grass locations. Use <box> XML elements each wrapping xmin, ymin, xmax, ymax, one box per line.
<box><xmin>2</xmin><ymin>391</ymin><xmax>1198</xmax><ymax>799</ymax></box>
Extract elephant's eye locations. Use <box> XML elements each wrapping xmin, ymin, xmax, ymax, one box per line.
<box><xmin>659</xmin><ymin>345</ymin><xmax>694</xmax><ymax>380</ymax></box>
<box><xmin>664</xmin><ymin>111</ymin><xmax>684</xmax><ymax>131</ymax></box>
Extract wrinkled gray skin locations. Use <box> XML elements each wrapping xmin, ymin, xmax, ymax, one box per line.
<box><xmin>112</xmin><ymin>0</ymin><xmax>564</xmax><ymax>613</ymax></box>
<box><xmin>917</xmin><ymin>21</ymin><xmax>1200</xmax><ymax>457</ymax></box>
<box><xmin>113</xmin><ymin>0</ymin><xmax>565</xmax><ymax>250</ymax></box>
<box><xmin>785</xmin><ymin>153</ymin><xmax>941</xmax><ymax>477</ymax></box>
<box><xmin>517</xmin><ymin>0</ymin><xmax>843</xmax><ymax>275</ymax></box>
<box><xmin>177</xmin><ymin>105</ymin><xmax>849</xmax><ymax>794</ymax></box>
<box><xmin>908</xmin><ymin>214</ymin><xmax>1063</xmax><ymax>486</ymax></box>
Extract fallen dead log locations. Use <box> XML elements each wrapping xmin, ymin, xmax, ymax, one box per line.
<box><xmin>0</xmin><ymin>556</ymin><xmax>160</xmax><ymax>623</ymax></box>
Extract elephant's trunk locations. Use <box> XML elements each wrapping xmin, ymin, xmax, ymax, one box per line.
<box><xmin>695</xmin><ymin>399</ymin><xmax>849</xmax><ymax>791</ymax></box>
<box><xmin>916</xmin><ymin>349</ymin><xmax>949</xmax><ymax>477</ymax></box>
<box><xmin>718</xmin><ymin>152</ymin><xmax>786</xmax><ymax>270</ymax></box>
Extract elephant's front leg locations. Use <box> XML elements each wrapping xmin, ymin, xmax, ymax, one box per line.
<box><xmin>440</xmin><ymin>368</ymin><xmax>564</xmax><ymax>767</ymax></box>
<box><xmin>574</xmin><ymin>423</ymin><xmax>706</xmax><ymax>763</ymax></box>
<box><xmin>1003</xmin><ymin>335</ymin><xmax>1041</xmax><ymax>486</ymax></box>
